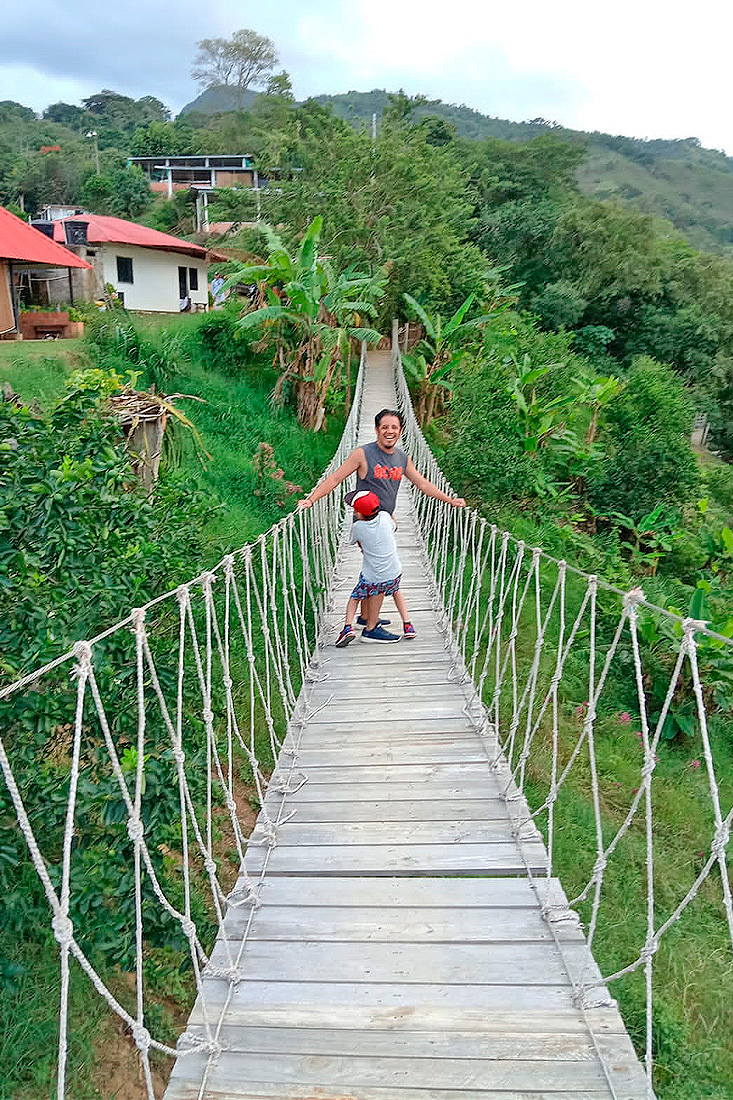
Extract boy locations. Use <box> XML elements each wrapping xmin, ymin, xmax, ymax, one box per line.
<box><xmin>335</xmin><ymin>490</ymin><xmax>416</xmax><ymax>646</ymax></box>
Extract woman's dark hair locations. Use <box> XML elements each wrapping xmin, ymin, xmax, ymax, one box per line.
<box><xmin>375</xmin><ymin>408</ymin><xmax>403</xmax><ymax>429</ymax></box>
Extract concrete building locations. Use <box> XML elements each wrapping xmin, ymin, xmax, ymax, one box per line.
<box><xmin>0</xmin><ymin>204</ymin><xmax>90</xmax><ymax>337</ymax></box>
<box><xmin>32</xmin><ymin>213</ymin><xmax>222</xmax><ymax>313</ymax></box>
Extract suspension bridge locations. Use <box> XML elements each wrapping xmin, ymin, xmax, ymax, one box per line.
<box><xmin>1</xmin><ymin>333</ymin><xmax>732</xmax><ymax>1100</ymax></box>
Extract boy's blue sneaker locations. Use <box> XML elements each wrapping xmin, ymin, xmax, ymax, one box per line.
<box><xmin>335</xmin><ymin>624</ymin><xmax>356</xmax><ymax>647</ymax></box>
<box><xmin>361</xmin><ymin>624</ymin><xmax>401</xmax><ymax>643</ymax></box>
<box><xmin>403</xmin><ymin>621</ymin><xmax>417</xmax><ymax>639</ymax></box>
<box><xmin>357</xmin><ymin>615</ymin><xmax>390</xmax><ymax>626</ymax></box>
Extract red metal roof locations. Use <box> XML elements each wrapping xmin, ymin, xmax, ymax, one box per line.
<box><xmin>49</xmin><ymin>214</ymin><xmax>209</xmax><ymax>259</ymax></box>
<box><xmin>0</xmin><ymin>205</ymin><xmax>91</xmax><ymax>268</ymax></box>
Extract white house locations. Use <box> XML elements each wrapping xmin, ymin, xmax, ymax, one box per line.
<box><xmin>32</xmin><ymin>213</ymin><xmax>223</xmax><ymax>313</ymax></box>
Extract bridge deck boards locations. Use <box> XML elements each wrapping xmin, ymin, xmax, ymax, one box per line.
<box><xmin>164</xmin><ymin>350</ymin><xmax>648</xmax><ymax>1099</ymax></box>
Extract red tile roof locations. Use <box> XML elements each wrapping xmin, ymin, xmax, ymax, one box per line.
<box><xmin>0</xmin><ymin>205</ymin><xmax>91</xmax><ymax>268</ymax></box>
<box><xmin>49</xmin><ymin>213</ymin><xmax>209</xmax><ymax>259</ymax></box>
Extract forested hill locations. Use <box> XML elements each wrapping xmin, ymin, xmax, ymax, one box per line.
<box><xmin>305</xmin><ymin>88</ymin><xmax>733</xmax><ymax>256</ymax></box>
<box><xmin>179</xmin><ymin>84</ymin><xmax>733</xmax><ymax>255</ymax></box>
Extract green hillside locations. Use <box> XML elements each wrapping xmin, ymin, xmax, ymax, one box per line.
<box><xmin>301</xmin><ymin>89</ymin><xmax>733</xmax><ymax>255</ymax></box>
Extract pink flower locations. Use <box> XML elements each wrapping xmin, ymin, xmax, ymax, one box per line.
<box><xmin>574</xmin><ymin>703</ymin><xmax>587</xmax><ymax>720</ymax></box>
<box><xmin>689</xmin><ymin>759</ymin><xmax>701</xmax><ymax>770</ymax></box>
<box><xmin>617</xmin><ymin>711</ymin><xmax>632</xmax><ymax>724</ymax></box>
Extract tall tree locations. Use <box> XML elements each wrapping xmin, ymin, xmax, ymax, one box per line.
<box><xmin>191</xmin><ymin>29</ymin><xmax>279</xmax><ymax>107</ymax></box>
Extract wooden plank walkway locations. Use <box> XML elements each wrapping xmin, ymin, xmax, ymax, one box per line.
<box><xmin>165</xmin><ymin>350</ymin><xmax>648</xmax><ymax>1100</ymax></box>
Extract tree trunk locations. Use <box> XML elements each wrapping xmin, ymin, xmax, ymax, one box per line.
<box><xmin>425</xmin><ymin>384</ymin><xmax>438</xmax><ymax>427</ymax></box>
<box><xmin>345</xmin><ymin>346</ymin><xmax>352</xmax><ymax>416</ymax></box>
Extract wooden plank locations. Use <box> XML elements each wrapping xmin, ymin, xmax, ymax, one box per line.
<box><xmin>269</xmin><ymin>761</ymin><xmax>500</xmax><ymax>784</ymax></box>
<box><xmin>289</xmin><ymin>744</ymin><xmax>490</xmax><ymax>767</ymax></box>
<box><xmin>221</xmin><ymin>905</ymin><xmax>584</xmax><ymax>943</ymax></box>
<box><xmin>247</xmin><ymin>875</ymin><xmax>569</xmax><ymax>909</ymax></box>
<box><xmin>184</xmin><ymin>1002</ymin><xmax>628</xmax><ymax>1035</ymax></box>
<box><xmin>165</xmin><ymin>1049</ymin><xmax>611</xmax><ymax>1093</ymax></box>
<box><xmin>177</xmin><ymin>1024</ymin><xmax>603</xmax><ymax>1059</ymax></box>
<box><xmin>167</xmin><ymin>1077</ymin><xmax>618</xmax><ymax>1100</ymax></box>
<box><xmin>264</xmin><ymin>780</ymin><xmax>509</xmax><ymax>802</ymax></box>
<box><xmin>205</xmin><ymin>939</ymin><xmax>578</xmax><ymax>987</ymax></box>
<box><xmin>260</xmin><ymin>798</ymin><xmax>510</xmax><ymax>822</ymax></box>
<box><xmin>244</xmin><ymin>841</ymin><xmax>546</xmax><ymax>876</ymax></box>
<box><xmin>248</xmin><ymin>821</ymin><xmax>538</xmax><ymax>847</ymax></box>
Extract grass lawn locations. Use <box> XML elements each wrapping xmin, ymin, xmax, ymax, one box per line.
<box><xmin>0</xmin><ymin>338</ymin><xmax>88</xmax><ymax>407</ymax></box>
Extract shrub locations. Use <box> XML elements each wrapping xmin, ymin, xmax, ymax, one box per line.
<box><xmin>704</xmin><ymin>462</ymin><xmax>733</xmax><ymax>514</ymax></box>
<box><xmin>196</xmin><ymin>310</ymin><xmax>252</xmax><ymax>374</ymax></box>
<box><xmin>588</xmin><ymin>356</ymin><xmax>699</xmax><ymax>520</ymax></box>
<box><xmin>441</xmin><ymin>356</ymin><xmax>537</xmax><ymax>502</ymax></box>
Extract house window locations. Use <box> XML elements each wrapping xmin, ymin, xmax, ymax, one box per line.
<box><xmin>116</xmin><ymin>256</ymin><xmax>133</xmax><ymax>284</ymax></box>
<box><xmin>189</xmin><ymin>267</ymin><xmax>199</xmax><ymax>291</ymax></box>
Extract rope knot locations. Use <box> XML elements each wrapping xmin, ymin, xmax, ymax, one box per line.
<box><xmin>641</xmin><ymin>754</ymin><xmax>657</xmax><ymax>781</ymax></box>
<box><xmin>592</xmin><ymin>853</ymin><xmax>608</xmax><ymax>879</ymax></box>
<box><xmin>132</xmin><ymin>1024</ymin><xmax>151</xmax><ymax>1053</ymax></box>
<box><xmin>711</xmin><ymin>822</ymin><xmax>731</xmax><ymax>859</ymax></box>
<box><xmin>227</xmin><ymin>881</ymin><xmax>261</xmax><ymax>909</ymax></box>
<box><xmin>176</xmin><ymin>584</ymin><xmax>189</xmax><ymax>606</ymax></box>
<box><xmin>180</xmin><ymin>917</ymin><xmax>196</xmax><ymax>939</ymax></box>
<box><xmin>52</xmin><ymin>912</ymin><xmax>74</xmax><ymax>947</ymax></box>
<box><xmin>172</xmin><ymin>747</ymin><xmax>186</xmax><ymax>765</ymax></box>
<box><xmin>624</xmin><ymin>585</ymin><xmax>646</xmax><ymax>607</ymax></box>
<box><xmin>72</xmin><ymin>640</ymin><xmax>92</xmax><ymax>664</ymax></box>
<box><xmin>223</xmin><ymin>555</ymin><xmax>235</xmax><ymax>576</ymax></box>
<box><xmin>682</xmin><ymin>616</ymin><xmax>708</xmax><ymax>636</ymax></box>
<box><xmin>127</xmin><ymin>817</ymin><xmax>144</xmax><ymax>843</ymax></box>
<box><xmin>640</xmin><ymin>936</ymin><xmax>660</xmax><ymax>963</ymax></box>
<box><xmin>222</xmin><ymin>676</ymin><xmax>233</xmax><ymax>691</ymax></box>
<box><xmin>204</xmin><ymin>857</ymin><xmax>217</xmax><ymax>877</ymax></box>
<box><xmin>202</xmin><ymin>708</ymin><xmax>214</xmax><ymax>725</ymax></box>
<box><xmin>131</xmin><ymin>606</ymin><xmax>146</xmax><ymax>628</ymax></box>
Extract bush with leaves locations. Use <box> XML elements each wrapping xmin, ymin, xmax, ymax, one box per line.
<box><xmin>588</xmin><ymin>356</ymin><xmax>699</xmax><ymax>521</ymax></box>
<box><xmin>0</xmin><ymin>373</ymin><xmax>222</xmax><ymax>969</ymax></box>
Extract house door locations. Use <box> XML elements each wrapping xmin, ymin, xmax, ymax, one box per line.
<box><xmin>178</xmin><ymin>266</ymin><xmax>188</xmax><ymax>300</ymax></box>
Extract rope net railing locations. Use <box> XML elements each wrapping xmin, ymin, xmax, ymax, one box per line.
<box><xmin>391</xmin><ymin>335</ymin><xmax>733</xmax><ymax>1097</ymax></box>
<box><xmin>0</xmin><ymin>345</ymin><xmax>367</xmax><ymax>1099</ymax></box>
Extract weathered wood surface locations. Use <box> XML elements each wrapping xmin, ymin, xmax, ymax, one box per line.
<box><xmin>164</xmin><ymin>349</ymin><xmax>648</xmax><ymax>1099</ymax></box>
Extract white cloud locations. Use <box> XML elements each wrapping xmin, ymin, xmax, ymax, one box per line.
<box><xmin>0</xmin><ymin>0</ymin><xmax>731</xmax><ymax>150</ymax></box>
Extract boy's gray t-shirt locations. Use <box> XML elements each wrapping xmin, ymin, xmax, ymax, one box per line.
<box><xmin>350</xmin><ymin>511</ymin><xmax>401</xmax><ymax>583</ymax></box>
<box><xmin>355</xmin><ymin>441</ymin><xmax>408</xmax><ymax>515</ymax></box>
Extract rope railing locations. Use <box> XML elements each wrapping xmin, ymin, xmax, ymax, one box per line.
<box><xmin>391</xmin><ymin>332</ymin><xmax>733</xmax><ymax>1098</ymax></box>
<box><xmin>0</xmin><ymin>344</ymin><xmax>367</xmax><ymax>1100</ymax></box>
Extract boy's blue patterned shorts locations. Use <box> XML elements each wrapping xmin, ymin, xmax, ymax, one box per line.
<box><xmin>350</xmin><ymin>573</ymin><xmax>402</xmax><ymax>600</ymax></box>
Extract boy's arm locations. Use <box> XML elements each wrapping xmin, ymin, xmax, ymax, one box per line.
<box><xmin>404</xmin><ymin>458</ymin><xmax>466</xmax><ymax>507</ymax></box>
<box><xmin>298</xmin><ymin>447</ymin><xmax>364</xmax><ymax>508</ymax></box>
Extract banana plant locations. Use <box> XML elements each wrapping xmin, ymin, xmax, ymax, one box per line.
<box><xmin>402</xmin><ymin>292</ymin><xmax>493</xmax><ymax>427</ymax></box>
<box><xmin>227</xmin><ymin>218</ymin><xmax>384</xmax><ymax>428</ymax></box>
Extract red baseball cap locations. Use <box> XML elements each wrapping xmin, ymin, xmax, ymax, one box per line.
<box><xmin>346</xmin><ymin>489</ymin><xmax>380</xmax><ymax>517</ymax></box>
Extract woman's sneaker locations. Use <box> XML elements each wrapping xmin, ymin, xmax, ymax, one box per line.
<box><xmin>335</xmin><ymin>624</ymin><xmax>356</xmax><ymax>647</ymax></box>
<box><xmin>361</xmin><ymin>624</ymin><xmax>401</xmax><ymax>643</ymax></box>
<box><xmin>403</xmin><ymin>621</ymin><xmax>417</xmax><ymax>639</ymax></box>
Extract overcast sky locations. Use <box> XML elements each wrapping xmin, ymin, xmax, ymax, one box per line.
<box><xmin>2</xmin><ymin>0</ymin><xmax>732</xmax><ymax>152</ymax></box>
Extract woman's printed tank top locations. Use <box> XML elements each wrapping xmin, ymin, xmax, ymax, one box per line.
<box><xmin>355</xmin><ymin>441</ymin><xmax>408</xmax><ymax>514</ymax></box>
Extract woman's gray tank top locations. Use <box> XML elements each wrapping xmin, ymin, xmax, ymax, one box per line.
<box><xmin>356</xmin><ymin>441</ymin><xmax>408</xmax><ymax>514</ymax></box>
